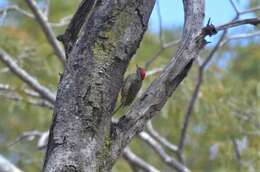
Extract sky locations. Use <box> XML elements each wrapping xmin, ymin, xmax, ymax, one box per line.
<box><xmin>0</xmin><ymin>0</ymin><xmax>254</xmax><ymax>30</ymax></box>
<box><xmin>149</xmin><ymin>0</ymin><xmax>254</xmax><ymax>32</ymax></box>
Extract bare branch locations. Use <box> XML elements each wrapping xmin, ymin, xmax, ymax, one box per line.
<box><xmin>0</xmin><ymin>83</ymin><xmax>39</xmax><ymax>97</ymax></box>
<box><xmin>8</xmin><ymin>130</ymin><xmax>44</xmax><ymax>147</ymax></box>
<box><xmin>0</xmin><ymin>5</ymin><xmax>34</xmax><ymax>18</ymax></box>
<box><xmin>0</xmin><ymin>91</ymin><xmax>53</xmax><ymax>109</ymax></box>
<box><xmin>177</xmin><ymin>66</ymin><xmax>202</xmax><ymax>162</ymax></box>
<box><xmin>177</xmin><ymin>19</ymin><xmax>243</xmax><ymax>160</ymax></box>
<box><xmin>12</xmin><ymin>128</ymin><xmax>161</xmax><ymax>172</ymax></box>
<box><xmin>50</xmin><ymin>15</ymin><xmax>72</xmax><ymax>27</ymax></box>
<box><xmin>228</xmin><ymin>0</ymin><xmax>260</xmax><ymax>16</ymax></box>
<box><xmin>0</xmin><ymin>83</ymin><xmax>53</xmax><ymax>108</ymax></box>
<box><xmin>139</xmin><ymin>132</ymin><xmax>190</xmax><ymax>172</ymax></box>
<box><xmin>0</xmin><ymin>49</ymin><xmax>56</xmax><ymax>103</ymax></box>
<box><xmin>221</xmin><ymin>31</ymin><xmax>260</xmax><ymax>46</ymax></box>
<box><xmin>123</xmin><ymin>147</ymin><xmax>160</xmax><ymax>172</ymax></box>
<box><xmin>113</xmin><ymin>0</ymin><xmax>205</xmax><ymax>160</ymax></box>
<box><xmin>229</xmin><ymin>0</ymin><xmax>239</xmax><ymax>15</ymax></box>
<box><xmin>0</xmin><ymin>154</ymin><xmax>23</xmax><ymax>172</ymax></box>
<box><xmin>201</xmin><ymin>31</ymin><xmax>228</xmax><ymax>68</ymax></box>
<box><xmin>240</xmin><ymin>6</ymin><xmax>260</xmax><ymax>14</ymax></box>
<box><xmin>24</xmin><ymin>0</ymin><xmax>65</xmax><ymax>64</ymax></box>
<box><xmin>231</xmin><ymin>138</ymin><xmax>242</xmax><ymax>170</ymax></box>
<box><xmin>11</xmin><ymin>128</ymin><xmax>160</xmax><ymax>172</ymax></box>
<box><xmin>175</xmin><ymin>10</ymin><xmax>260</xmax><ymax>162</ymax></box>
<box><xmin>146</xmin><ymin>121</ymin><xmax>178</xmax><ymax>153</ymax></box>
<box><xmin>6</xmin><ymin>130</ymin><xmax>49</xmax><ymax>151</ymax></box>
<box><xmin>177</xmin><ymin>31</ymin><xmax>227</xmax><ymax>162</ymax></box>
<box><xmin>216</xmin><ymin>18</ymin><xmax>260</xmax><ymax>31</ymax></box>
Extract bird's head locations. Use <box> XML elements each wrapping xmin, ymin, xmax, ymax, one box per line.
<box><xmin>136</xmin><ymin>65</ymin><xmax>146</xmax><ymax>81</ymax></box>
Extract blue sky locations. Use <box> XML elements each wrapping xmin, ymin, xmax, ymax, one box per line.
<box><xmin>0</xmin><ymin>0</ymin><xmax>254</xmax><ymax>30</ymax></box>
<box><xmin>149</xmin><ymin>0</ymin><xmax>254</xmax><ymax>32</ymax></box>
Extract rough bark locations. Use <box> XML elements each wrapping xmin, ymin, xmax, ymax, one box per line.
<box><xmin>2</xmin><ymin>0</ymin><xmax>259</xmax><ymax>171</ymax></box>
<box><xmin>43</xmin><ymin>0</ymin><xmax>155</xmax><ymax>171</ymax></box>
<box><xmin>110</xmin><ymin>0</ymin><xmax>205</xmax><ymax>164</ymax></box>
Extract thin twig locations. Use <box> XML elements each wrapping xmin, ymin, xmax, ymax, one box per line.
<box><xmin>24</xmin><ymin>0</ymin><xmax>65</xmax><ymax>64</ymax></box>
<box><xmin>0</xmin><ymin>91</ymin><xmax>53</xmax><ymax>109</ymax></box>
<box><xmin>201</xmin><ymin>30</ymin><xmax>228</xmax><ymax>68</ymax></box>
<box><xmin>229</xmin><ymin>0</ymin><xmax>239</xmax><ymax>15</ymax></box>
<box><xmin>0</xmin><ymin>83</ymin><xmax>39</xmax><ymax>97</ymax></box>
<box><xmin>0</xmin><ymin>49</ymin><xmax>56</xmax><ymax>103</ymax></box>
<box><xmin>0</xmin><ymin>83</ymin><xmax>53</xmax><ymax>108</ymax></box>
<box><xmin>0</xmin><ymin>5</ymin><xmax>34</xmax><ymax>18</ymax></box>
<box><xmin>231</xmin><ymin>138</ymin><xmax>242</xmax><ymax>170</ymax></box>
<box><xmin>177</xmin><ymin>30</ymin><xmax>228</xmax><ymax>162</ymax></box>
<box><xmin>139</xmin><ymin>132</ymin><xmax>190</xmax><ymax>172</ymax></box>
<box><xmin>8</xmin><ymin>130</ymin><xmax>44</xmax><ymax>147</ymax></box>
<box><xmin>216</xmin><ymin>18</ymin><xmax>260</xmax><ymax>31</ymax></box>
<box><xmin>0</xmin><ymin>154</ymin><xmax>23</xmax><ymax>172</ymax></box>
<box><xmin>175</xmin><ymin>6</ymin><xmax>242</xmax><ymax>161</ymax></box>
<box><xmin>146</xmin><ymin>121</ymin><xmax>178</xmax><ymax>153</ymax></box>
<box><xmin>50</xmin><ymin>15</ymin><xmax>72</xmax><ymax>27</ymax></box>
<box><xmin>221</xmin><ymin>31</ymin><xmax>260</xmax><ymax>46</ymax></box>
<box><xmin>239</xmin><ymin>6</ymin><xmax>260</xmax><ymax>15</ymax></box>
<box><xmin>177</xmin><ymin>67</ymin><xmax>203</xmax><ymax>162</ymax></box>
<box><xmin>123</xmin><ymin>147</ymin><xmax>160</xmax><ymax>172</ymax></box>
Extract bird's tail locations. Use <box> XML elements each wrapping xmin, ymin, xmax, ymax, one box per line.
<box><xmin>113</xmin><ymin>103</ymin><xmax>123</xmax><ymax>115</ymax></box>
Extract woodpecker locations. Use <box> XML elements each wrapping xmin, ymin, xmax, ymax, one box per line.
<box><xmin>113</xmin><ymin>65</ymin><xmax>146</xmax><ymax>114</ymax></box>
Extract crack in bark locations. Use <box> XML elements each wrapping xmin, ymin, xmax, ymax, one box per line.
<box><xmin>135</xmin><ymin>4</ymin><xmax>146</xmax><ymax>30</ymax></box>
<box><xmin>62</xmin><ymin>165</ymin><xmax>79</xmax><ymax>172</ymax></box>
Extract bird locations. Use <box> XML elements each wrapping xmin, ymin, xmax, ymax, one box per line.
<box><xmin>113</xmin><ymin>65</ymin><xmax>146</xmax><ymax>114</ymax></box>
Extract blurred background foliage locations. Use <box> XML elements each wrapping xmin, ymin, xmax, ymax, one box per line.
<box><xmin>0</xmin><ymin>0</ymin><xmax>259</xmax><ymax>172</ymax></box>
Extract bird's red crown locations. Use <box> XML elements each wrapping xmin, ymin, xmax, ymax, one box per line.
<box><xmin>140</xmin><ymin>68</ymin><xmax>146</xmax><ymax>80</ymax></box>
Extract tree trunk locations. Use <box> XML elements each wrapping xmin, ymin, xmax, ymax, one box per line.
<box><xmin>43</xmin><ymin>0</ymin><xmax>155</xmax><ymax>171</ymax></box>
